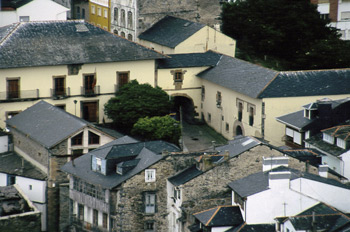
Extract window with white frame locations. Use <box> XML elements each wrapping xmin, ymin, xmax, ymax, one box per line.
<box><xmin>96</xmin><ymin>158</ymin><xmax>102</xmax><ymax>171</ymax></box>
<box><xmin>337</xmin><ymin>138</ymin><xmax>346</xmax><ymax>149</ymax></box>
<box><xmin>145</xmin><ymin>192</ymin><xmax>156</xmax><ymax>214</ymax></box>
<box><xmin>341</xmin><ymin>11</ymin><xmax>350</xmax><ymax>20</ymax></box>
<box><xmin>98</xmin><ymin>7</ymin><xmax>101</xmax><ymax>16</ymax></box>
<box><xmin>104</xmin><ymin>9</ymin><xmax>108</xmax><ymax>18</ymax></box>
<box><xmin>91</xmin><ymin>5</ymin><xmax>95</xmax><ymax>14</ymax></box>
<box><xmin>145</xmin><ymin>169</ymin><xmax>156</xmax><ymax>182</ymax></box>
<box><xmin>323</xmin><ymin>133</ymin><xmax>335</xmax><ymax>144</ymax></box>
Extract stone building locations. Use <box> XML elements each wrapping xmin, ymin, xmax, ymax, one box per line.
<box><xmin>6</xmin><ymin>101</ymin><xmax>118</xmax><ymax>231</ymax></box>
<box><xmin>110</xmin><ymin>0</ymin><xmax>224</xmax><ymax>41</ymax></box>
<box><xmin>0</xmin><ymin>185</ymin><xmax>41</xmax><ymax>232</ymax></box>
<box><xmin>167</xmin><ymin>136</ymin><xmax>324</xmax><ymax>231</ymax></box>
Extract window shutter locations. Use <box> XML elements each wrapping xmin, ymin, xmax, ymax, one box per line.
<box><xmin>92</xmin><ymin>156</ymin><xmax>97</xmax><ymax>171</ymax></box>
<box><xmin>101</xmin><ymin>159</ymin><xmax>107</xmax><ymax>175</ymax></box>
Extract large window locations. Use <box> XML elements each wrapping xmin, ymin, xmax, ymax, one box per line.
<box><xmin>83</xmin><ymin>74</ymin><xmax>96</xmax><ymax>95</ymax></box>
<box><xmin>117</xmin><ymin>72</ymin><xmax>129</xmax><ymax>90</ymax></box>
<box><xmin>127</xmin><ymin>11</ymin><xmax>133</xmax><ymax>28</ymax></box>
<box><xmin>53</xmin><ymin>76</ymin><xmax>66</xmax><ymax>97</ymax></box>
<box><xmin>88</xmin><ymin>131</ymin><xmax>100</xmax><ymax>145</ymax></box>
<box><xmin>7</xmin><ymin>78</ymin><xmax>19</xmax><ymax>99</ymax></box>
<box><xmin>71</xmin><ymin>132</ymin><xmax>83</xmax><ymax>146</ymax></box>
<box><xmin>145</xmin><ymin>192</ymin><xmax>156</xmax><ymax>214</ymax></box>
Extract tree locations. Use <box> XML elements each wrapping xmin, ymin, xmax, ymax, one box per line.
<box><xmin>221</xmin><ymin>0</ymin><xmax>350</xmax><ymax>70</ymax></box>
<box><xmin>104</xmin><ymin>80</ymin><xmax>172</xmax><ymax>132</ymax></box>
<box><xmin>131</xmin><ymin>116</ymin><xmax>181</xmax><ymax>145</ymax></box>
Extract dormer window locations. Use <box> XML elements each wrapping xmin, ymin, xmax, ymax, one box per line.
<box><xmin>337</xmin><ymin>138</ymin><xmax>346</xmax><ymax>149</ymax></box>
<box><xmin>304</xmin><ymin>109</ymin><xmax>317</xmax><ymax>119</ymax></box>
<box><xmin>88</xmin><ymin>131</ymin><xmax>100</xmax><ymax>145</ymax></box>
<box><xmin>71</xmin><ymin>132</ymin><xmax>83</xmax><ymax>146</ymax></box>
<box><xmin>323</xmin><ymin>133</ymin><xmax>334</xmax><ymax>144</ymax></box>
<box><xmin>96</xmin><ymin>158</ymin><xmax>102</xmax><ymax>171</ymax></box>
<box><xmin>145</xmin><ymin>169</ymin><xmax>156</xmax><ymax>182</ymax></box>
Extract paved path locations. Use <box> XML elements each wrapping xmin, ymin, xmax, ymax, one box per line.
<box><xmin>181</xmin><ymin>122</ymin><xmax>228</xmax><ymax>152</ymax></box>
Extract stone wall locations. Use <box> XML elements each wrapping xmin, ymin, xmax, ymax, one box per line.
<box><xmin>59</xmin><ymin>183</ymin><xmax>70</xmax><ymax>232</ymax></box>
<box><xmin>0</xmin><ymin>212</ymin><xmax>41</xmax><ymax>232</ymax></box>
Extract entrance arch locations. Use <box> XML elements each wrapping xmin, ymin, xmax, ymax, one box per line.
<box><xmin>172</xmin><ymin>94</ymin><xmax>196</xmax><ymax>123</ymax></box>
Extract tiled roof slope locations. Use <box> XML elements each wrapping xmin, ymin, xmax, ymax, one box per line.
<box><xmin>6</xmin><ymin>101</ymin><xmax>105</xmax><ymax>148</ymax></box>
<box><xmin>0</xmin><ymin>20</ymin><xmax>165</xmax><ymax>69</ymax></box>
<box><xmin>138</xmin><ymin>15</ymin><xmax>205</xmax><ymax>48</ymax></box>
<box><xmin>197</xmin><ymin>55</ymin><xmax>278</xmax><ymax>98</ymax></box>
<box><xmin>258</xmin><ymin>69</ymin><xmax>350</xmax><ymax>98</ymax></box>
<box><xmin>193</xmin><ymin>205</ymin><xmax>243</xmax><ymax>227</ymax></box>
<box><xmin>157</xmin><ymin>51</ymin><xmax>222</xmax><ymax>69</ymax></box>
<box><xmin>0</xmin><ymin>152</ymin><xmax>46</xmax><ymax>180</ymax></box>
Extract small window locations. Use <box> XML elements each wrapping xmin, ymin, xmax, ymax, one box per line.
<box><xmin>127</xmin><ymin>34</ymin><xmax>133</xmax><ymax>41</ymax></box>
<box><xmin>127</xmin><ymin>11</ymin><xmax>133</xmax><ymax>28</ymax></box>
<box><xmin>113</xmin><ymin>29</ymin><xmax>118</xmax><ymax>35</ymax></box>
<box><xmin>117</xmin><ymin>72</ymin><xmax>129</xmax><ymax>90</ymax></box>
<box><xmin>145</xmin><ymin>169</ymin><xmax>156</xmax><ymax>182</ymax></box>
<box><xmin>174</xmin><ymin>71</ymin><xmax>183</xmax><ymax>82</ymax></box>
<box><xmin>208</xmin><ymin>113</ymin><xmax>211</xmax><ymax>122</ymax></box>
<box><xmin>201</xmin><ymin>85</ymin><xmax>205</xmax><ymax>101</ymax></box>
<box><xmin>249</xmin><ymin>106</ymin><xmax>254</xmax><ymax>126</ymax></box>
<box><xmin>29</xmin><ymin>185</ymin><xmax>32</xmax><ymax>190</ymax></box>
<box><xmin>93</xmin><ymin>209</ymin><xmax>98</xmax><ymax>226</ymax></box>
<box><xmin>337</xmin><ymin>138</ymin><xmax>346</xmax><ymax>149</ymax></box>
<box><xmin>78</xmin><ymin>204</ymin><xmax>84</xmax><ymax>221</ymax></box>
<box><xmin>7</xmin><ymin>78</ymin><xmax>20</xmax><ymax>99</ymax></box>
<box><xmin>144</xmin><ymin>221</ymin><xmax>155</xmax><ymax>232</ymax></box>
<box><xmin>216</xmin><ymin>91</ymin><xmax>222</xmax><ymax>107</ymax></box>
<box><xmin>6</xmin><ymin>111</ymin><xmax>20</xmax><ymax>120</ymax></box>
<box><xmin>173</xmin><ymin>187</ymin><xmax>181</xmax><ymax>200</ymax></box>
<box><xmin>103</xmin><ymin>213</ymin><xmax>108</xmax><ymax>228</ymax></box>
<box><xmin>71</xmin><ymin>132</ymin><xmax>83</xmax><ymax>146</ymax></box>
<box><xmin>91</xmin><ymin>5</ymin><xmax>95</xmax><ymax>14</ymax></box>
<box><xmin>19</xmin><ymin>16</ymin><xmax>30</xmax><ymax>22</ymax></box>
<box><xmin>341</xmin><ymin>11</ymin><xmax>350</xmax><ymax>20</ymax></box>
<box><xmin>96</xmin><ymin>158</ymin><xmax>102</xmax><ymax>172</ymax></box>
<box><xmin>226</xmin><ymin>123</ymin><xmax>229</xmax><ymax>132</ymax></box>
<box><xmin>7</xmin><ymin>175</ymin><xmax>15</xmax><ymax>186</ymax></box>
<box><xmin>238</xmin><ymin>102</ymin><xmax>243</xmax><ymax>121</ymax></box>
<box><xmin>55</xmin><ymin>104</ymin><xmax>66</xmax><ymax>110</ymax></box>
<box><xmin>98</xmin><ymin>7</ymin><xmax>102</xmax><ymax>16</ymax></box>
<box><xmin>104</xmin><ymin>9</ymin><xmax>108</xmax><ymax>18</ymax></box>
<box><xmin>323</xmin><ymin>133</ymin><xmax>334</xmax><ymax>144</ymax></box>
<box><xmin>114</xmin><ymin>7</ymin><xmax>118</xmax><ymax>22</ymax></box>
<box><xmin>82</xmin><ymin>9</ymin><xmax>85</xmax><ymax>19</ymax></box>
<box><xmin>53</xmin><ymin>76</ymin><xmax>66</xmax><ymax>97</ymax></box>
<box><xmin>88</xmin><ymin>131</ymin><xmax>100</xmax><ymax>145</ymax></box>
<box><xmin>121</xmin><ymin>32</ymin><xmax>125</xmax><ymax>38</ymax></box>
<box><xmin>121</xmin><ymin>9</ymin><xmax>126</xmax><ymax>26</ymax></box>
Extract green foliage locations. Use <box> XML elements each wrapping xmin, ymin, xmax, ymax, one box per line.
<box><xmin>104</xmin><ymin>80</ymin><xmax>172</xmax><ymax>131</ymax></box>
<box><xmin>221</xmin><ymin>0</ymin><xmax>350</xmax><ymax>70</ymax></box>
<box><xmin>131</xmin><ymin>116</ymin><xmax>181</xmax><ymax>145</ymax></box>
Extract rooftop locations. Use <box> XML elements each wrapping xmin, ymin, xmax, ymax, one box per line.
<box><xmin>193</xmin><ymin>205</ymin><xmax>243</xmax><ymax>227</ymax></box>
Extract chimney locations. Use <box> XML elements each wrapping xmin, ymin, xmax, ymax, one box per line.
<box><xmin>199</xmin><ymin>153</ymin><xmax>215</xmax><ymax>172</ymax></box>
<box><xmin>329</xmin><ymin>0</ymin><xmax>339</xmax><ymax>22</ymax></box>
<box><xmin>263</xmin><ymin>156</ymin><xmax>289</xmax><ymax>172</ymax></box>
<box><xmin>318</xmin><ymin>165</ymin><xmax>329</xmax><ymax>178</ymax></box>
<box><xmin>269</xmin><ymin>171</ymin><xmax>291</xmax><ymax>189</ymax></box>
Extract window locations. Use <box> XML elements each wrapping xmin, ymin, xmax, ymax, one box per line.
<box><xmin>208</xmin><ymin>113</ymin><xmax>211</xmax><ymax>122</ymax></box>
<box><xmin>121</xmin><ymin>9</ymin><xmax>126</xmax><ymax>26</ymax></box>
<box><xmin>145</xmin><ymin>169</ymin><xmax>156</xmax><ymax>182</ymax></box>
<box><xmin>91</xmin><ymin>5</ymin><xmax>95</xmax><ymax>14</ymax></box>
<box><xmin>114</xmin><ymin>8</ymin><xmax>118</xmax><ymax>22</ymax></box>
<box><xmin>238</xmin><ymin>102</ymin><xmax>243</xmax><ymax>121</ymax></box>
<box><xmin>341</xmin><ymin>11</ymin><xmax>350</xmax><ymax>20</ymax></box>
<box><xmin>127</xmin><ymin>34</ymin><xmax>133</xmax><ymax>41</ymax></box>
<box><xmin>93</xmin><ymin>209</ymin><xmax>98</xmax><ymax>226</ymax></box>
<box><xmin>249</xmin><ymin>106</ymin><xmax>254</xmax><ymax>126</ymax></box>
<box><xmin>29</xmin><ymin>185</ymin><xmax>32</xmax><ymax>190</ymax></box>
<box><xmin>121</xmin><ymin>31</ymin><xmax>125</xmax><ymax>38</ymax></box>
<box><xmin>103</xmin><ymin>213</ymin><xmax>108</xmax><ymax>228</ymax></box>
<box><xmin>78</xmin><ymin>204</ymin><xmax>84</xmax><ymax>221</ymax></box>
<box><xmin>53</xmin><ymin>76</ymin><xmax>66</xmax><ymax>97</ymax></box>
<box><xmin>82</xmin><ymin>9</ymin><xmax>85</xmax><ymax>19</ymax></box>
<box><xmin>337</xmin><ymin>138</ymin><xmax>346</xmax><ymax>149</ymax></box>
<box><xmin>173</xmin><ymin>187</ymin><xmax>180</xmax><ymax>200</ymax></box>
<box><xmin>117</xmin><ymin>72</ymin><xmax>129</xmax><ymax>90</ymax></box>
<box><xmin>76</xmin><ymin>6</ymin><xmax>80</xmax><ymax>18</ymax></box>
<box><xmin>96</xmin><ymin>158</ymin><xmax>102</xmax><ymax>172</ymax></box>
<box><xmin>216</xmin><ymin>91</ymin><xmax>222</xmax><ymax>107</ymax></box>
<box><xmin>104</xmin><ymin>9</ymin><xmax>108</xmax><ymax>18</ymax></box>
<box><xmin>6</xmin><ymin>111</ymin><xmax>20</xmax><ymax>120</ymax></box>
<box><xmin>7</xmin><ymin>78</ymin><xmax>20</xmax><ymax>99</ymax></box>
<box><xmin>323</xmin><ymin>133</ymin><xmax>334</xmax><ymax>144</ymax></box>
<box><xmin>71</xmin><ymin>132</ymin><xmax>83</xmax><ymax>146</ymax></box>
<box><xmin>174</xmin><ymin>71</ymin><xmax>183</xmax><ymax>82</ymax></box>
<box><xmin>72</xmin><ymin>149</ymin><xmax>83</xmax><ymax>158</ymax></box>
<box><xmin>320</xmin><ymin>13</ymin><xmax>329</xmax><ymax>20</ymax></box>
<box><xmin>97</xmin><ymin>7</ymin><xmax>101</xmax><ymax>16</ymax></box>
<box><xmin>82</xmin><ymin>101</ymin><xmax>98</xmax><ymax>123</ymax></box>
<box><xmin>88</xmin><ymin>131</ymin><xmax>100</xmax><ymax>145</ymax></box>
<box><xmin>83</xmin><ymin>74</ymin><xmax>96</xmax><ymax>95</ymax></box>
<box><xmin>7</xmin><ymin>175</ymin><xmax>15</xmax><ymax>185</ymax></box>
<box><xmin>226</xmin><ymin>123</ymin><xmax>229</xmax><ymax>132</ymax></box>
<box><xmin>113</xmin><ymin>30</ymin><xmax>118</xmax><ymax>35</ymax></box>
<box><xmin>145</xmin><ymin>192</ymin><xmax>156</xmax><ymax>214</ymax></box>
<box><xmin>201</xmin><ymin>85</ymin><xmax>205</xmax><ymax>101</ymax></box>
<box><xmin>144</xmin><ymin>221</ymin><xmax>155</xmax><ymax>231</ymax></box>
<box><xmin>127</xmin><ymin>11</ymin><xmax>133</xmax><ymax>28</ymax></box>
<box><xmin>19</xmin><ymin>16</ymin><xmax>29</xmax><ymax>22</ymax></box>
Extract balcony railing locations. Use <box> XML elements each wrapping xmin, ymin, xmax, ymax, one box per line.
<box><xmin>0</xmin><ymin>89</ymin><xmax>39</xmax><ymax>101</ymax></box>
<box><xmin>81</xmin><ymin>86</ymin><xmax>100</xmax><ymax>97</ymax></box>
<box><xmin>50</xmin><ymin>87</ymin><xmax>70</xmax><ymax>99</ymax></box>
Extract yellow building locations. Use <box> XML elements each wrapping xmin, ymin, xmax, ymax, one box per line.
<box><xmin>0</xmin><ymin>20</ymin><xmax>164</xmax><ymax>129</ymax></box>
<box><xmin>89</xmin><ymin>0</ymin><xmax>110</xmax><ymax>31</ymax></box>
<box><xmin>138</xmin><ymin>15</ymin><xmax>236</xmax><ymax>57</ymax></box>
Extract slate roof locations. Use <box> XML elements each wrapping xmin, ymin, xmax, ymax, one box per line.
<box><xmin>282</xmin><ymin>149</ymin><xmax>323</xmax><ymax>167</ymax></box>
<box><xmin>1</xmin><ymin>0</ymin><xmax>33</xmax><ymax>9</ymax></box>
<box><xmin>138</xmin><ymin>15</ymin><xmax>205</xmax><ymax>48</ymax></box>
<box><xmin>259</xmin><ymin>69</ymin><xmax>350</xmax><ymax>98</ymax></box>
<box><xmin>228</xmin><ymin>166</ymin><xmax>350</xmax><ymax>198</ymax></box>
<box><xmin>283</xmin><ymin>203</ymin><xmax>350</xmax><ymax>231</ymax></box>
<box><xmin>215</xmin><ymin>135</ymin><xmax>262</xmax><ymax>158</ymax></box>
<box><xmin>6</xmin><ymin>101</ymin><xmax>116</xmax><ymax>149</ymax></box>
<box><xmin>0</xmin><ymin>152</ymin><xmax>46</xmax><ymax>180</ymax></box>
<box><xmin>157</xmin><ymin>51</ymin><xmax>222</xmax><ymax>69</ymax></box>
<box><xmin>61</xmin><ymin>137</ymin><xmax>181</xmax><ymax>189</ymax></box>
<box><xmin>228</xmin><ymin>223</ymin><xmax>275</xmax><ymax>232</ymax></box>
<box><xmin>197</xmin><ymin>55</ymin><xmax>278</xmax><ymax>99</ymax></box>
<box><xmin>168</xmin><ymin>165</ymin><xmax>203</xmax><ymax>186</ymax></box>
<box><xmin>193</xmin><ymin>205</ymin><xmax>243</xmax><ymax>227</ymax></box>
<box><xmin>0</xmin><ymin>20</ymin><xmax>165</xmax><ymax>69</ymax></box>
<box><xmin>322</xmin><ymin>125</ymin><xmax>350</xmax><ymax>141</ymax></box>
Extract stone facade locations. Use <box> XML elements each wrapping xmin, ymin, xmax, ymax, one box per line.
<box><xmin>110</xmin><ymin>152</ymin><xmax>201</xmax><ymax>232</ymax></box>
<box><xmin>179</xmin><ymin>145</ymin><xmax>319</xmax><ymax>230</ymax></box>
<box><xmin>0</xmin><ymin>213</ymin><xmax>41</xmax><ymax>232</ymax></box>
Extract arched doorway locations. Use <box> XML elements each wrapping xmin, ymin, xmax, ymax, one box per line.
<box><xmin>172</xmin><ymin>95</ymin><xmax>195</xmax><ymax>123</ymax></box>
<box><xmin>236</xmin><ymin>125</ymin><xmax>243</xmax><ymax>136</ymax></box>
